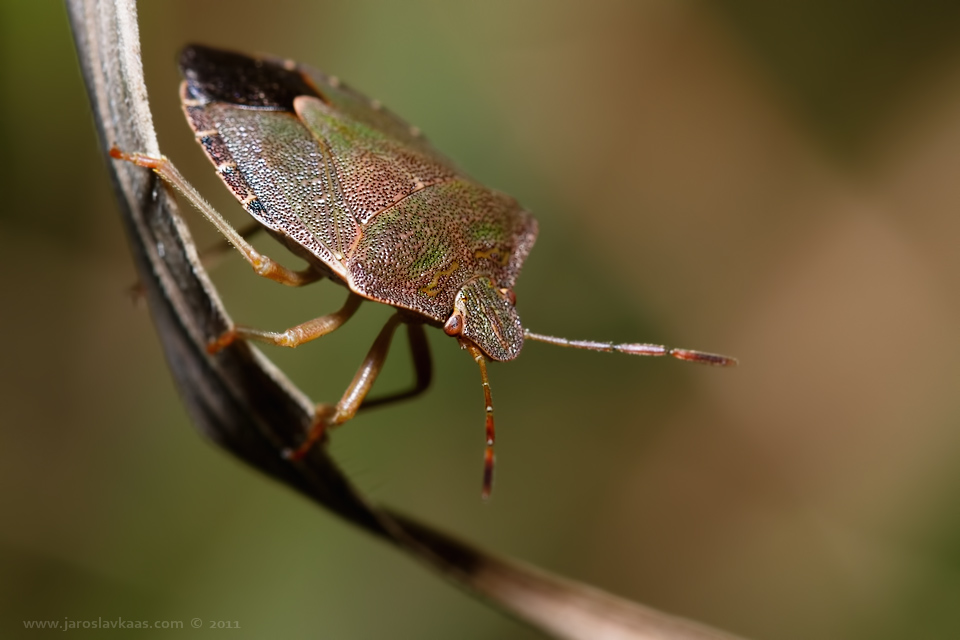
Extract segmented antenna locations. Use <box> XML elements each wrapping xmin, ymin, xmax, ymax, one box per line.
<box><xmin>523</xmin><ymin>330</ymin><xmax>738</xmax><ymax>367</ymax></box>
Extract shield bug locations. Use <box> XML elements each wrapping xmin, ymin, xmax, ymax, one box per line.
<box><xmin>112</xmin><ymin>45</ymin><xmax>736</xmax><ymax>499</ymax></box>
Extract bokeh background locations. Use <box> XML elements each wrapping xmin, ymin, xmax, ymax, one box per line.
<box><xmin>4</xmin><ymin>1</ymin><xmax>960</xmax><ymax>638</ymax></box>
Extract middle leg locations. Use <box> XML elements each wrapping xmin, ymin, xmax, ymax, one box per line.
<box><xmin>207</xmin><ymin>292</ymin><xmax>363</xmax><ymax>353</ymax></box>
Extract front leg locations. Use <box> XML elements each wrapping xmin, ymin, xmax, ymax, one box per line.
<box><xmin>110</xmin><ymin>148</ymin><xmax>320</xmax><ymax>287</ymax></box>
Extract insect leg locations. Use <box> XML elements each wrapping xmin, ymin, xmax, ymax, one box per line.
<box><xmin>110</xmin><ymin>148</ymin><xmax>320</xmax><ymax>287</ymax></box>
<box><xmin>463</xmin><ymin>342</ymin><xmax>496</xmax><ymax>500</ymax></box>
<box><xmin>128</xmin><ymin>221</ymin><xmax>268</xmax><ymax>303</ymax></box>
<box><xmin>285</xmin><ymin>313</ymin><xmax>405</xmax><ymax>460</ymax></box>
<box><xmin>207</xmin><ymin>292</ymin><xmax>363</xmax><ymax>353</ymax></box>
<box><xmin>359</xmin><ymin>322</ymin><xmax>432</xmax><ymax>412</ymax></box>
<box><xmin>196</xmin><ymin>219</ymin><xmax>264</xmax><ymax>271</ymax></box>
<box><xmin>523</xmin><ymin>330</ymin><xmax>738</xmax><ymax>367</ymax></box>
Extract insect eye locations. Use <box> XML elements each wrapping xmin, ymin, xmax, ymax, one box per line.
<box><xmin>500</xmin><ymin>288</ymin><xmax>517</xmax><ymax>306</ymax></box>
<box><xmin>443</xmin><ymin>313</ymin><xmax>463</xmax><ymax>336</ymax></box>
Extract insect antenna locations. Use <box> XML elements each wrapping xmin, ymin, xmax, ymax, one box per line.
<box><xmin>523</xmin><ymin>330</ymin><xmax>738</xmax><ymax>367</ymax></box>
<box><xmin>462</xmin><ymin>341</ymin><xmax>497</xmax><ymax>500</ymax></box>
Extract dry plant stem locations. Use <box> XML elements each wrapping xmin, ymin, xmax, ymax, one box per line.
<box><xmin>66</xmin><ymin>1</ymin><xmax>747</xmax><ymax>638</ymax></box>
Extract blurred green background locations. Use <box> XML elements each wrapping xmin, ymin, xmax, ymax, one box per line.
<box><xmin>4</xmin><ymin>1</ymin><xmax>960</xmax><ymax>638</ymax></box>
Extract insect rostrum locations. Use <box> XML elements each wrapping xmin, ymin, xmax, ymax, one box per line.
<box><xmin>112</xmin><ymin>45</ymin><xmax>735</xmax><ymax>499</ymax></box>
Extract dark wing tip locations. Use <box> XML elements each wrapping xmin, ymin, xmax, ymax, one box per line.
<box><xmin>179</xmin><ymin>44</ymin><xmax>323</xmax><ymax>111</ymax></box>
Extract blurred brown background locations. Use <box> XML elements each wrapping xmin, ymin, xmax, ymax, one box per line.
<box><xmin>3</xmin><ymin>1</ymin><xmax>960</xmax><ymax>638</ymax></box>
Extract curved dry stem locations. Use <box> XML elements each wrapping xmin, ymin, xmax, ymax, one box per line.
<box><xmin>65</xmin><ymin>2</ymin><xmax>747</xmax><ymax>638</ymax></box>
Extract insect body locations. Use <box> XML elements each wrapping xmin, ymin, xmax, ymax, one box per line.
<box><xmin>112</xmin><ymin>45</ymin><xmax>735</xmax><ymax>499</ymax></box>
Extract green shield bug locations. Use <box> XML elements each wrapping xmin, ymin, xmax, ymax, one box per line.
<box><xmin>112</xmin><ymin>45</ymin><xmax>736</xmax><ymax>499</ymax></box>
